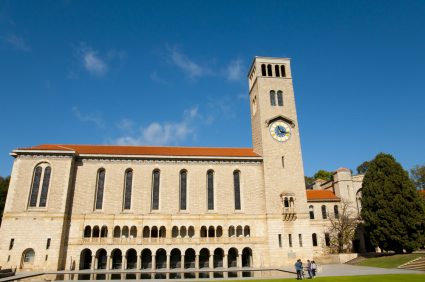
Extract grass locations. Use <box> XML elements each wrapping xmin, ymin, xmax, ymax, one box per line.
<box><xmin>356</xmin><ymin>254</ymin><xmax>423</xmax><ymax>268</ymax></box>
<box><xmin>231</xmin><ymin>274</ymin><xmax>425</xmax><ymax>281</ymax></box>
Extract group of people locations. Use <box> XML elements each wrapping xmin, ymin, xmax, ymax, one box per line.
<box><xmin>294</xmin><ymin>259</ymin><xmax>317</xmax><ymax>280</ymax></box>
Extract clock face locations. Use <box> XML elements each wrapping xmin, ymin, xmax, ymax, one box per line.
<box><xmin>269</xmin><ymin>121</ymin><xmax>291</xmax><ymax>142</ymax></box>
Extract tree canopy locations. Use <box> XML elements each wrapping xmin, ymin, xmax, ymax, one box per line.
<box><xmin>0</xmin><ymin>176</ymin><xmax>10</xmax><ymax>225</ymax></box>
<box><xmin>410</xmin><ymin>164</ymin><xmax>425</xmax><ymax>191</ymax></box>
<box><xmin>357</xmin><ymin>161</ymin><xmax>370</xmax><ymax>174</ymax></box>
<box><xmin>361</xmin><ymin>153</ymin><xmax>425</xmax><ymax>253</ymax></box>
<box><xmin>313</xmin><ymin>170</ymin><xmax>333</xmax><ymax>181</ymax></box>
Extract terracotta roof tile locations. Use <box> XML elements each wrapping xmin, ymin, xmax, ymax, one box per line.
<box><xmin>15</xmin><ymin>144</ymin><xmax>260</xmax><ymax>158</ymax></box>
<box><xmin>306</xmin><ymin>190</ymin><xmax>340</xmax><ymax>202</ymax></box>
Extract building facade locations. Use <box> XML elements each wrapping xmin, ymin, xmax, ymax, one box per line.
<box><xmin>0</xmin><ymin>57</ymin><xmax>363</xmax><ymax>272</ymax></box>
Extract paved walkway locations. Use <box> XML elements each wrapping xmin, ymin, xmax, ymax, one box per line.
<box><xmin>318</xmin><ymin>264</ymin><xmax>423</xmax><ymax>277</ymax></box>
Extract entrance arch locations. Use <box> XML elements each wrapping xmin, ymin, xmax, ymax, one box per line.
<box><xmin>141</xmin><ymin>249</ymin><xmax>152</xmax><ymax>269</ymax></box>
<box><xmin>184</xmin><ymin>248</ymin><xmax>195</xmax><ymax>269</ymax></box>
<box><xmin>199</xmin><ymin>248</ymin><xmax>209</xmax><ymax>268</ymax></box>
<box><xmin>170</xmin><ymin>248</ymin><xmax>181</xmax><ymax>269</ymax></box>
<box><xmin>156</xmin><ymin>248</ymin><xmax>166</xmax><ymax>269</ymax></box>
<box><xmin>228</xmin><ymin>248</ymin><xmax>238</xmax><ymax>268</ymax></box>
<box><xmin>242</xmin><ymin>247</ymin><xmax>253</xmax><ymax>267</ymax></box>
<box><xmin>21</xmin><ymin>248</ymin><xmax>35</xmax><ymax>269</ymax></box>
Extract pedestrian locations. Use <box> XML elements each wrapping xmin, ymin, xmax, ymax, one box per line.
<box><xmin>294</xmin><ymin>259</ymin><xmax>303</xmax><ymax>280</ymax></box>
<box><xmin>306</xmin><ymin>260</ymin><xmax>313</xmax><ymax>279</ymax></box>
<box><xmin>311</xmin><ymin>260</ymin><xmax>317</xmax><ymax>278</ymax></box>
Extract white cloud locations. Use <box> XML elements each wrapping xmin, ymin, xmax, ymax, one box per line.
<box><xmin>226</xmin><ymin>59</ymin><xmax>243</xmax><ymax>81</ymax></box>
<box><xmin>83</xmin><ymin>50</ymin><xmax>108</xmax><ymax>76</ymax></box>
<box><xmin>113</xmin><ymin>106</ymin><xmax>200</xmax><ymax>146</ymax></box>
<box><xmin>2</xmin><ymin>34</ymin><xmax>30</xmax><ymax>51</ymax></box>
<box><xmin>170</xmin><ymin>49</ymin><xmax>211</xmax><ymax>78</ymax></box>
<box><xmin>72</xmin><ymin>106</ymin><xmax>104</xmax><ymax>127</ymax></box>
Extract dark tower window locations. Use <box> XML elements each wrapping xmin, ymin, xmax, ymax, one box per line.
<box><xmin>152</xmin><ymin>170</ymin><xmax>160</xmax><ymax>210</ymax></box>
<box><xmin>281</xmin><ymin>65</ymin><xmax>286</xmax><ymax>77</ymax></box>
<box><xmin>325</xmin><ymin>233</ymin><xmax>331</xmax><ymax>246</ymax></box>
<box><xmin>207</xmin><ymin>170</ymin><xmax>214</xmax><ymax>210</ymax></box>
<box><xmin>312</xmin><ymin>233</ymin><xmax>318</xmax><ymax>246</ymax></box>
<box><xmin>267</xmin><ymin>64</ymin><xmax>272</xmax><ymax>76</ymax></box>
<box><xmin>275</xmin><ymin>65</ymin><xmax>280</xmax><ymax>77</ymax></box>
<box><xmin>180</xmin><ymin>170</ymin><xmax>187</xmax><ymax>210</ymax></box>
<box><xmin>123</xmin><ymin>169</ymin><xmax>133</xmax><ymax>210</ymax></box>
<box><xmin>95</xmin><ymin>169</ymin><xmax>105</xmax><ymax>210</ymax></box>
<box><xmin>261</xmin><ymin>64</ymin><xmax>266</xmax><ymax>76</ymax></box>
<box><xmin>309</xmin><ymin>205</ymin><xmax>315</xmax><ymax>219</ymax></box>
<box><xmin>321</xmin><ymin>205</ymin><xmax>328</xmax><ymax>219</ymax></box>
<box><xmin>270</xmin><ymin>90</ymin><xmax>276</xmax><ymax>106</ymax></box>
<box><xmin>29</xmin><ymin>166</ymin><xmax>42</xmax><ymax>207</ymax></box>
<box><xmin>38</xmin><ymin>166</ymin><xmax>51</xmax><ymax>207</ymax></box>
<box><xmin>277</xmin><ymin>91</ymin><xmax>283</xmax><ymax>106</ymax></box>
<box><xmin>233</xmin><ymin>170</ymin><xmax>241</xmax><ymax>210</ymax></box>
<box><xmin>334</xmin><ymin>205</ymin><xmax>339</xmax><ymax>219</ymax></box>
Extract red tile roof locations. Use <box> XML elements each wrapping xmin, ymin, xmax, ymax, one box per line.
<box><xmin>306</xmin><ymin>190</ymin><xmax>340</xmax><ymax>202</ymax></box>
<box><xmin>15</xmin><ymin>144</ymin><xmax>260</xmax><ymax>158</ymax></box>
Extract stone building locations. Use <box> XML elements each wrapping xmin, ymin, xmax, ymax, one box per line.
<box><xmin>0</xmin><ymin>57</ymin><xmax>363</xmax><ymax>273</ymax></box>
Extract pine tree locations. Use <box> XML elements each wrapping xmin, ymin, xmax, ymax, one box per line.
<box><xmin>361</xmin><ymin>153</ymin><xmax>425</xmax><ymax>253</ymax></box>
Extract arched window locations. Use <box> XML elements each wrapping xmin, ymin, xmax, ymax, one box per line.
<box><xmin>267</xmin><ymin>64</ymin><xmax>272</xmax><ymax>76</ymax></box>
<box><xmin>159</xmin><ymin>226</ymin><xmax>166</xmax><ymax>238</ymax></box>
<box><xmin>22</xmin><ymin>249</ymin><xmax>35</xmax><ymax>263</ymax></box>
<box><xmin>275</xmin><ymin>65</ymin><xmax>280</xmax><ymax>77</ymax></box>
<box><xmin>309</xmin><ymin>205</ymin><xmax>315</xmax><ymax>219</ymax></box>
<box><xmin>100</xmin><ymin>226</ymin><xmax>108</xmax><ymax>238</ymax></box>
<box><xmin>122</xmin><ymin>226</ymin><xmax>129</xmax><ymax>238</ymax></box>
<box><xmin>130</xmin><ymin>226</ymin><xmax>137</xmax><ymax>238</ymax></box>
<box><xmin>334</xmin><ymin>205</ymin><xmax>340</xmax><ymax>219</ymax></box>
<box><xmin>180</xmin><ymin>170</ymin><xmax>187</xmax><ymax>210</ymax></box>
<box><xmin>233</xmin><ymin>170</ymin><xmax>241</xmax><ymax>210</ymax></box>
<box><xmin>95</xmin><ymin>169</ymin><xmax>105</xmax><ymax>210</ymax></box>
<box><xmin>244</xmin><ymin>226</ymin><xmax>250</xmax><ymax>237</ymax></box>
<box><xmin>312</xmin><ymin>233</ymin><xmax>318</xmax><ymax>247</ymax></box>
<box><xmin>29</xmin><ymin>164</ymin><xmax>52</xmax><ymax>207</ymax></box>
<box><xmin>229</xmin><ymin>226</ymin><xmax>235</xmax><ymax>237</ymax></box>
<box><xmin>152</xmin><ymin>170</ymin><xmax>160</xmax><ymax>210</ymax></box>
<box><xmin>188</xmin><ymin>226</ymin><xmax>195</xmax><ymax>238</ymax></box>
<box><xmin>325</xmin><ymin>232</ymin><xmax>330</xmax><ymax>246</ymax></box>
<box><xmin>236</xmin><ymin>225</ymin><xmax>243</xmax><ymax>237</ymax></box>
<box><xmin>321</xmin><ymin>205</ymin><xmax>328</xmax><ymax>219</ymax></box>
<box><xmin>207</xmin><ymin>170</ymin><xmax>214</xmax><ymax>210</ymax></box>
<box><xmin>200</xmin><ymin>226</ymin><xmax>207</xmax><ymax>238</ymax></box>
<box><xmin>172</xmin><ymin>226</ymin><xmax>178</xmax><ymax>238</ymax></box>
<box><xmin>284</xmin><ymin>197</ymin><xmax>289</xmax><ymax>208</ymax></box>
<box><xmin>39</xmin><ymin>166</ymin><xmax>51</xmax><ymax>207</ymax></box>
<box><xmin>180</xmin><ymin>226</ymin><xmax>187</xmax><ymax>238</ymax></box>
<box><xmin>113</xmin><ymin>226</ymin><xmax>121</xmax><ymax>238</ymax></box>
<box><xmin>277</xmin><ymin>91</ymin><xmax>283</xmax><ymax>106</ymax></box>
<box><xmin>270</xmin><ymin>91</ymin><xmax>276</xmax><ymax>106</ymax></box>
<box><xmin>208</xmin><ymin>226</ymin><xmax>215</xmax><ymax>237</ymax></box>
<box><xmin>84</xmin><ymin>226</ymin><xmax>91</xmax><ymax>238</ymax></box>
<box><xmin>92</xmin><ymin>226</ymin><xmax>100</xmax><ymax>237</ymax></box>
<box><xmin>123</xmin><ymin>169</ymin><xmax>133</xmax><ymax>210</ymax></box>
<box><xmin>142</xmin><ymin>226</ymin><xmax>150</xmax><ymax>238</ymax></box>
<box><xmin>261</xmin><ymin>64</ymin><xmax>266</xmax><ymax>76</ymax></box>
<box><xmin>281</xmin><ymin>65</ymin><xmax>286</xmax><ymax>77</ymax></box>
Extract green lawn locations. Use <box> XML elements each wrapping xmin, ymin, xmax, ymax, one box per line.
<box><xmin>356</xmin><ymin>254</ymin><xmax>423</xmax><ymax>268</ymax></box>
<box><xmin>231</xmin><ymin>274</ymin><xmax>425</xmax><ymax>282</ymax></box>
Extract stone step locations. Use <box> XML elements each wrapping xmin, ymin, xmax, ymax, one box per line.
<box><xmin>398</xmin><ymin>256</ymin><xmax>425</xmax><ymax>271</ymax></box>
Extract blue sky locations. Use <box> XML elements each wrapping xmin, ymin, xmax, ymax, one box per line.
<box><xmin>0</xmin><ymin>0</ymin><xmax>424</xmax><ymax>177</ymax></box>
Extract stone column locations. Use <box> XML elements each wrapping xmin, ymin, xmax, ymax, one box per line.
<box><xmin>137</xmin><ymin>255</ymin><xmax>142</xmax><ymax>270</ymax></box>
<box><xmin>209</xmin><ymin>254</ymin><xmax>214</xmax><ymax>269</ymax></box>
<box><xmin>237</xmin><ymin>254</ymin><xmax>242</xmax><ymax>268</ymax></box>
<box><xmin>166</xmin><ymin>254</ymin><xmax>170</xmax><ymax>270</ymax></box>
<box><xmin>123</xmin><ymin>255</ymin><xmax>127</xmax><ymax>270</ymax></box>
<box><xmin>91</xmin><ymin>255</ymin><xmax>96</xmax><ymax>270</ymax></box>
<box><xmin>195</xmin><ymin>254</ymin><xmax>199</xmax><ymax>270</ymax></box>
<box><xmin>223</xmin><ymin>254</ymin><xmax>228</xmax><ymax>269</ymax></box>
<box><xmin>181</xmin><ymin>254</ymin><xmax>185</xmax><ymax>270</ymax></box>
<box><xmin>152</xmin><ymin>255</ymin><xmax>156</xmax><ymax>270</ymax></box>
<box><xmin>108</xmin><ymin>255</ymin><xmax>112</xmax><ymax>269</ymax></box>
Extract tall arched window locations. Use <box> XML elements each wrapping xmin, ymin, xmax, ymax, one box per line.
<box><xmin>275</xmin><ymin>65</ymin><xmax>280</xmax><ymax>77</ymax></box>
<box><xmin>123</xmin><ymin>169</ymin><xmax>133</xmax><ymax>210</ymax></box>
<box><xmin>284</xmin><ymin>197</ymin><xmax>289</xmax><ymax>208</ymax></box>
<box><xmin>267</xmin><ymin>64</ymin><xmax>272</xmax><ymax>76</ymax></box>
<box><xmin>233</xmin><ymin>170</ymin><xmax>241</xmax><ymax>210</ymax></box>
<box><xmin>281</xmin><ymin>65</ymin><xmax>286</xmax><ymax>77</ymax></box>
<box><xmin>207</xmin><ymin>170</ymin><xmax>214</xmax><ymax>210</ymax></box>
<box><xmin>270</xmin><ymin>91</ymin><xmax>276</xmax><ymax>106</ymax></box>
<box><xmin>261</xmin><ymin>64</ymin><xmax>266</xmax><ymax>76</ymax></box>
<box><xmin>309</xmin><ymin>205</ymin><xmax>315</xmax><ymax>219</ymax></box>
<box><xmin>29</xmin><ymin>164</ymin><xmax>52</xmax><ymax>207</ymax></box>
<box><xmin>180</xmin><ymin>170</ymin><xmax>187</xmax><ymax>210</ymax></box>
<box><xmin>334</xmin><ymin>205</ymin><xmax>340</xmax><ymax>219</ymax></box>
<box><xmin>321</xmin><ymin>205</ymin><xmax>327</xmax><ymax>219</ymax></box>
<box><xmin>312</xmin><ymin>233</ymin><xmax>318</xmax><ymax>247</ymax></box>
<box><xmin>152</xmin><ymin>170</ymin><xmax>160</xmax><ymax>210</ymax></box>
<box><xmin>95</xmin><ymin>169</ymin><xmax>105</xmax><ymax>210</ymax></box>
<box><xmin>277</xmin><ymin>91</ymin><xmax>283</xmax><ymax>106</ymax></box>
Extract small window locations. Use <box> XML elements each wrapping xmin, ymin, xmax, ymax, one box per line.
<box><xmin>29</xmin><ymin>166</ymin><xmax>42</xmax><ymax>207</ymax></box>
<box><xmin>233</xmin><ymin>170</ymin><xmax>241</xmax><ymax>210</ymax></box>
<box><xmin>322</xmin><ymin>205</ymin><xmax>328</xmax><ymax>219</ymax></box>
<box><xmin>288</xmin><ymin>234</ymin><xmax>293</xmax><ymax>247</ymax></box>
<box><xmin>325</xmin><ymin>233</ymin><xmax>331</xmax><ymax>246</ymax></box>
<box><xmin>9</xmin><ymin>238</ymin><xmax>14</xmax><ymax>250</ymax></box>
<box><xmin>277</xmin><ymin>91</ymin><xmax>283</xmax><ymax>106</ymax></box>
<box><xmin>278</xmin><ymin>234</ymin><xmax>282</xmax><ymax>248</ymax></box>
<box><xmin>261</xmin><ymin>64</ymin><xmax>266</xmax><ymax>76</ymax></box>
<box><xmin>207</xmin><ymin>170</ymin><xmax>214</xmax><ymax>210</ymax></box>
<box><xmin>299</xmin><ymin>234</ymin><xmax>303</xmax><ymax>247</ymax></box>
<box><xmin>267</xmin><ymin>64</ymin><xmax>272</xmax><ymax>76</ymax></box>
<box><xmin>23</xmin><ymin>249</ymin><xmax>35</xmax><ymax>263</ymax></box>
<box><xmin>123</xmin><ymin>169</ymin><xmax>133</xmax><ymax>210</ymax></box>
<box><xmin>334</xmin><ymin>205</ymin><xmax>340</xmax><ymax>219</ymax></box>
<box><xmin>312</xmin><ymin>233</ymin><xmax>318</xmax><ymax>247</ymax></box>
<box><xmin>180</xmin><ymin>170</ymin><xmax>187</xmax><ymax>210</ymax></box>
<box><xmin>309</xmin><ymin>205</ymin><xmax>315</xmax><ymax>219</ymax></box>
<box><xmin>275</xmin><ymin>65</ymin><xmax>280</xmax><ymax>77</ymax></box>
<box><xmin>281</xmin><ymin>65</ymin><xmax>286</xmax><ymax>77</ymax></box>
<box><xmin>45</xmin><ymin>255</ymin><xmax>48</xmax><ymax>261</ymax></box>
<box><xmin>95</xmin><ymin>169</ymin><xmax>105</xmax><ymax>210</ymax></box>
<box><xmin>39</xmin><ymin>166</ymin><xmax>51</xmax><ymax>207</ymax></box>
<box><xmin>152</xmin><ymin>170</ymin><xmax>160</xmax><ymax>210</ymax></box>
<box><xmin>46</xmin><ymin>238</ymin><xmax>51</xmax><ymax>249</ymax></box>
<box><xmin>270</xmin><ymin>91</ymin><xmax>276</xmax><ymax>106</ymax></box>
<box><xmin>284</xmin><ymin>197</ymin><xmax>289</xmax><ymax>208</ymax></box>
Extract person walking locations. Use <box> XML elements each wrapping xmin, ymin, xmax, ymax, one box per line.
<box><xmin>311</xmin><ymin>260</ymin><xmax>317</xmax><ymax>278</ymax></box>
<box><xmin>294</xmin><ymin>259</ymin><xmax>303</xmax><ymax>280</ymax></box>
<box><xmin>306</xmin><ymin>260</ymin><xmax>313</xmax><ymax>279</ymax></box>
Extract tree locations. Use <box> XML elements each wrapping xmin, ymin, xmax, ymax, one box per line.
<box><xmin>313</xmin><ymin>170</ymin><xmax>333</xmax><ymax>181</ymax></box>
<box><xmin>326</xmin><ymin>200</ymin><xmax>360</xmax><ymax>253</ymax></box>
<box><xmin>304</xmin><ymin>176</ymin><xmax>315</xmax><ymax>188</ymax></box>
<box><xmin>357</xmin><ymin>161</ymin><xmax>370</xmax><ymax>174</ymax></box>
<box><xmin>361</xmin><ymin>153</ymin><xmax>425</xmax><ymax>253</ymax></box>
<box><xmin>410</xmin><ymin>165</ymin><xmax>425</xmax><ymax>190</ymax></box>
<box><xmin>0</xmin><ymin>176</ymin><xmax>10</xmax><ymax>225</ymax></box>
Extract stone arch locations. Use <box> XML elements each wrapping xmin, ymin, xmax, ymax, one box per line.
<box><xmin>229</xmin><ymin>225</ymin><xmax>235</xmax><ymax>237</ymax></box>
<box><xmin>180</xmin><ymin>226</ymin><xmax>187</xmax><ymax>238</ymax></box>
<box><xmin>96</xmin><ymin>249</ymin><xmax>107</xmax><ymax>269</ymax></box>
<box><xmin>213</xmin><ymin>248</ymin><xmax>224</xmax><ymax>268</ymax></box>
<box><xmin>113</xmin><ymin>226</ymin><xmax>121</xmax><ymax>238</ymax></box>
<box><xmin>170</xmin><ymin>248</ymin><xmax>181</xmax><ymax>269</ymax></box>
<box><xmin>228</xmin><ymin>247</ymin><xmax>238</xmax><ymax>268</ymax></box>
<box><xmin>216</xmin><ymin>226</ymin><xmax>223</xmax><ymax>237</ymax></box>
<box><xmin>244</xmin><ymin>225</ymin><xmax>250</xmax><ymax>237</ymax></box>
<box><xmin>172</xmin><ymin>226</ymin><xmax>179</xmax><ymax>238</ymax></box>
<box><xmin>236</xmin><ymin>225</ymin><xmax>243</xmax><ymax>237</ymax></box>
<box><xmin>184</xmin><ymin>248</ymin><xmax>196</xmax><ymax>269</ymax></box>
<box><xmin>188</xmin><ymin>226</ymin><xmax>195</xmax><ymax>238</ymax></box>
<box><xmin>242</xmin><ymin>247</ymin><xmax>253</xmax><ymax>267</ymax></box>
<box><xmin>21</xmin><ymin>248</ymin><xmax>35</xmax><ymax>268</ymax></box>
<box><xmin>141</xmin><ymin>249</ymin><xmax>152</xmax><ymax>269</ymax></box>
<box><xmin>126</xmin><ymin>248</ymin><xmax>137</xmax><ymax>269</ymax></box>
<box><xmin>159</xmin><ymin>226</ymin><xmax>166</xmax><ymax>238</ymax></box>
<box><xmin>122</xmin><ymin>226</ymin><xmax>129</xmax><ymax>238</ymax></box>
<box><xmin>111</xmin><ymin>249</ymin><xmax>122</xmax><ymax>269</ymax></box>
<box><xmin>79</xmin><ymin>248</ymin><xmax>92</xmax><ymax>270</ymax></box>
<box><xmin>100</xmin><ymin>225</ymin><xmax>108</xmax><ymax>238</ymax></box>
<box><xmin>208</xmin><ymin>226</ymin><xmax>215</xmax><ymax>237</ymax></box>
<box><xmin>84</xmin><ymin>226</ymin><xmax>91</xmax><ymax>238</ymax></box>
<box><xmin>92</xmin><ymin>225</ymin><xmax>100</xmax><ymax>237</ymax></box>
<box><xmin>143</xmin><ymin>226</ymin><xmax>150</xmax><ymax>238</ymax></box>
<box><xmin>130</xmin><ymin>226</ymin><xmax>137</xmax><ymax>238</ymax></box>
<box><xmin>199</xmin><ymin>248</ymin><xmax>210</xmax><ymax>268</ymax></box>
<box><xmin>151</xmin><ymin>226</ymin><xmax>158</xmax><ymax>238</ymax></box>
<box><xmin>156</xmin><ymin>248</ymin><xmax>166</xmax><ymax>269</ymax></box>
<box><xmin>200</xmin><ymin>226</ymin><xmax>207</xmax><ymax>237</ymax></box>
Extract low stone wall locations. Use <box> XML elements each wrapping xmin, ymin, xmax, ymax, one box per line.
<box><xmin>314</xmin><ymin>253</ymin><xmax>358</xmax><ymax>264</ymax></box>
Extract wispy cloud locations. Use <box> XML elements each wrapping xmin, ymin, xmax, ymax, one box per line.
<box><xmin>82</xmin><ymin>50</ymin><xmax>108</xmax><ymax>76</ymax></box>
<box><xmin>2</xmin><ymin>34</ymin><xmax>30</xmax><ymax>51</ymax></box>
<box><xmin>113</xmin><ymin>106</ymin><xmax>200</xmax><ymax>146</ymax></box>
<box><xmin>72</xmin><ymin>106</ymin><xmax>104</xmax><ymax>128</ymax></box>
<box><xmin>170</xmin><ymin>49</ymin><xmax>211</xmax><ymax>79</ymax></box>
<box><xmin>226</xmin><ymin>59</ymin><xmax>243</xmax><ymax>81</ymax></box>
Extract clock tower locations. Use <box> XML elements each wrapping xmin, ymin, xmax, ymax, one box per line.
<box><xmin>248</xmin><ymin>57</ymin><xmax>312</xmax><ymax>263</ymax></box>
